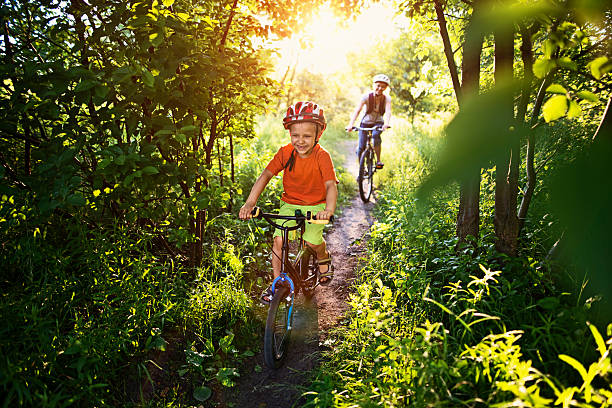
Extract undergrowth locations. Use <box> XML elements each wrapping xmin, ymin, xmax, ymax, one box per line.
<box><xmin>303</xmin><ymin>115</ymin><xmax>612</xmax><ymax>407</ymax></box>
<box><xmin>0</xmin><ymin>114</ymin><xmax>354</xmax><ymax>407</ymax></box>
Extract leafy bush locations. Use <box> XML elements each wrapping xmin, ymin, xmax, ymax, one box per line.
<box><xmin>304</xmin><ymin>114</ymin><xmax>611</xmax><ymax>407</ymax></box>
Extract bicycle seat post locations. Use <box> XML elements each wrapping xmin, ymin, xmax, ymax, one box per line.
<box><xmin>280</xmin><ymin>226</ymin><xmax>291</xmax><ymax>277</ymax></box>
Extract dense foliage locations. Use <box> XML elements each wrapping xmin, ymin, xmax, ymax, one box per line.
<box><xmin>304</xmin><ymin>117</ymin><xmax>612</xmax><ymax>407</ymax></box>
<box><xmin>2</xmin><ymin>0</ymin><xmax>611</xmax><ymax>405</ymax></box>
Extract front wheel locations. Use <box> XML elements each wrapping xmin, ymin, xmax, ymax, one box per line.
<box><xmin>263</xmin><ymin>285</ymin><xmax>292</xmax><ymax>369</ymax></box>
<box><xmin>358</xmin><ymin>148</ymin><xmax>374</xmax><ymax>202</ymax></box>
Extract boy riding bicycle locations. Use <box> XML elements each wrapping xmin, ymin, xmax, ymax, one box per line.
<box><xmin>345</xmin><ymin>74</ymin><xmax>392</xmax><ymax>169</ymax></box>
<box><xmin>239</xmin><ymin>101</ymin><xmax>338</xmax><ymax>304</ymax></box>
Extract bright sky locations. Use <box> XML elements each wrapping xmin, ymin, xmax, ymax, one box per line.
<box><xmin>272</xmin><ymin>3</ymin><xmax>407</xmax><ymax>76</ymax></box>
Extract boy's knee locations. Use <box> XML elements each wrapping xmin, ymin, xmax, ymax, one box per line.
<box><xmin>306</xmin><ymin>239</ymin><xmax>325</xmax><ymax>250</ymax></box>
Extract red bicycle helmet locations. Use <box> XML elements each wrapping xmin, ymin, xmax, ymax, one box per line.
<box><xmin>282</xmin><ymin>101</ymin><xmax>327</xmax><ymax>132</ymax></box>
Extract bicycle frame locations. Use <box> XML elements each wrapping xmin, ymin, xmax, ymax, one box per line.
<box><xmin>353</xmin><ymin>125</ymin><xmax>383</xmax><ymax>154</ymax></box>
<box><xmin>251</xmin><ymin>207</ymin><xmax>323</xmax><ymax>330</ymax></box>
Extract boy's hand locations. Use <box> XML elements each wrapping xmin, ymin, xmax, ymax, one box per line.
<box><xmin>315</xmin><ymin>210</ymin><xmax>333</xmax><ymax>220</ymax></box>
<box><xmin>239</xmin><ymin>203</ymin><xmax>255</xmax><ymax>220</ymax></box>
<box><xmin>345</xmin><ymin>126</ymin><xmax>354</xmax><ymax>132</ymax></box>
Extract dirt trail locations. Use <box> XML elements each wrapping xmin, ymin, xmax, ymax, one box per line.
<box><xmin>221</xmin><ymin>140</ymin><xmax>375</xmax><ymax>408</ymax></box>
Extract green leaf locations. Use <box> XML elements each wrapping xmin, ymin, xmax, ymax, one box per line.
<box><xmin>576</xmin><ymin>90</ymin><xmax>599</xmax><ymax>102</ymax></box>
<box><xmin>219</xmin><ymin>333</ymin><xmax>234</xmax><ymax>354</ymax></box>
<box><xmin>154</xmin><ymin>129</ymin><xmax>173</xmax><ymax>137</ymax></box>
<box><xmin>176</xmin><ymin>133</ymin><xmax>187</xmax><ymax>144</ymax></box>
<box><xmin>567</xmin><ymin>100</ymin><xmax>582</xmax><ymax>119</ymax></box>
<box><xmin>94</xmin><ymin>85</ymin><xmax>110</xmax><ymax>99</ymax></box>
<box><xmin>149</xmin><ymin>32</ymin><xmax>164</xmax><ymax>47</ymax></box>
<box><xmin>150</xmin><ymin>336</ymin><xmax>167</xmax><ymax>351</ymax></box>
<box><xmin>123</xmin><ymin>175</ymin><xmax>133</xmax><ymax>186</ymax></box>
<box><xmin>142</xmin><ymin>69</ymin><xmax>155</xmax><ymax>87</ymax></box>
<box><xmin>533</xmin><ymin>58</ymin><xmax>557</xmax><ymax>79</ymax></box>
<box><xmin>542</xmin><ymin>95</ymin><xmax>568</xmax><ymax>122</ymax></box>
<box><xmin>546</xmin><ymin>84</ymin><xmax>567</xmax><ymax>94</ymax></box>
<box><xmin>74</xmin><ymin>79</ymin><xmax>98</xmax><ymax>92</ymax></box>
<box><xmin>179</xmin><ymin>125</ymin><xmax>197</xmax><ymax>134</ymax></box>
<box><xmin>590</xmin><ymin>57</ymin><xmax>611</xmax><ymax>79</ymax></box>
<box><xmin>63</xmin><ymin>342</ymin><xmax>82</xmax><ymax>355</ymax></box>
<box><xmin>193</xmin><ymin>386</ymin><xmax>212</xmax><ymax>402</ymax></box>
<box><xmin>557</xmin><ymin>57</ymin><xmax>578</xmax><ymax>71</ymax></box>
<box><xmin>537</xmin><ymin>297</ymin><xmax>560</xmax><ymax>310</ymax></box>
<box><xmin>587</xmin><ymin>322</ymin><xmax>606</xmax><ymax>357</ymax></box>
<box><xmin>66</xmin><ymin>194</ymin><xmax>86</xmax><ymax>206</ymax></box>
<box><xmin>162</xmin><ymin>0</ymin><xmax>174</xmax><ymax>6</ymax></box>
<box><xmin>141</xmin><ymin>166</ymin><xmax>159</xmax><ymax>175</ymax></box>
<box><xmin>559</xmin><ymin>354</ymin><xmax>587</xmax><ymax>380</ymax></box>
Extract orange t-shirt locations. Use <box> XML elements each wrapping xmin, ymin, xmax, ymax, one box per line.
<box><xmin>266</xmin><ymin>144</ymin><xmax>338</xmax><ymax>205</ymax></box>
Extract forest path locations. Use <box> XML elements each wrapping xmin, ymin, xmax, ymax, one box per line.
<box><xmin>219</xmin><ymin>139</ymin><xmax>376</xmax><ymax>407</ymax></box>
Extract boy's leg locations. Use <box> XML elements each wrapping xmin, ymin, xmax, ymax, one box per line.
<box><xmin>271</xmin><ymin>235</ymin><xmax>283</xmax><ymax>279</ymax></box>
<box><xmin>305</xmin><ymin>240</ymin><xmax>332</xmax><ymax>282</ymax></box>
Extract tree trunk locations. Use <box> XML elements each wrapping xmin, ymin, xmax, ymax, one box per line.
<box><xmin>217</xmin><ymin>138</ymin><xmax>224</xmax><ymax>187</ymax></box>
<box><xmin>24</xmin><ymin>121</ymin><xmax>31</xmax><ymax>175</ymax></box>
<box><xmin>456</xmin><ymin>0</ymin><xmax>484</xmax><ymax>244</ymax></box>
<box><xmin>516</xmin><ymin>24</ymin><xmax>534</xmax><ymax>123</ymax></box>
<box><xmin>230</xmin><ymin>131</ymin><xmax>235</xmax><ymax>184</ymax></box>
<box><xmin>493</xmin><ymin>16</ymin><xmax>519</xmax><ymax>256</ymax></box>
<box><xmin>219</xmin><ymin>0</ymin><xmax>239</xmax><ymax>51</ymax></box>
<box><xmin>593</xmin><ymin>96</ymin><xmax>612</xmax><ymax>141</ymax></box>
<box><xmin>433</xmin><ymin>0</ymin><xmax>462</xmax><ymax>106</ymax></box>
<box><xmin>517</xmin><ymin>74</ymin><xmax>555</xmax><ymax>230</ymax></box>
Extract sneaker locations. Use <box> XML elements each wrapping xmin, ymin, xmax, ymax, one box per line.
<box><xmin>376</xmin><ymin>162</ymin><xmax>384</xmax><ymax>169</ymax></box>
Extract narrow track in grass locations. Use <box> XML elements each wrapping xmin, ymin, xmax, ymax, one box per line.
<box><xmin>219</xmin><ymin>140</ymin><xmax>376</xmax><ymax>407</ymax></box>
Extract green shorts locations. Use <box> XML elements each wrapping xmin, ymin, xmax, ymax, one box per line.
<box><xmin>272</xmin><ymin>202</ymin><xmax>327</xmax><ymax>245</ymax></box>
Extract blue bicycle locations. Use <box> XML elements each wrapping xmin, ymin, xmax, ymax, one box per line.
<box><xmin>249</xmin><ymin>207</ymin><xmax>332</xmax><ymax>368</ymax></box>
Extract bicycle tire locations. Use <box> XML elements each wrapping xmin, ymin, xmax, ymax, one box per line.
<box><xmin>263</xmin><ymin>284</ymin><xmax>291</xmax><ymax>369</ymax></box>
<box><xmin>299</xmin><ymin>248</ymin><xmax>318</xmax><ymax>300</ymax></box>
<box><xmin>358</xmin><ymin>148</ymin><xmax>374</xmax><ymax>202</ymax></box>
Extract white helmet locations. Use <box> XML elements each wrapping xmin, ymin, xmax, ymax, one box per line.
<box><xmin>373</xmin><ymin>74</ymin><xmax>390</xmax><ymax>87</ymax></box>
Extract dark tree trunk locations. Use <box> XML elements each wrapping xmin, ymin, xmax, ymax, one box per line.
<box><xmin>230</xmin><ymin>132</ymin><xmax>235</xmax><ymax>183</ymax></box>
<box><xmin>593</xmin><ymin>96</ymin><xmax>612</xmax><ymax>141</ymax></box>
<box><xmin>217</xmin><ymin>138</ymin><xmax>224</xmax><ymax>187</ymax></box>
<box><xmin>516</xmin><ymin>24</ymin><xmax>534</xmax><ymax>123</ymax></box>
<box><xmin>493</xmin><ymin>17</ymin><xmax>519</xmax><ymax>256</ymax></box>
<box><xmin>518</xmin><ymin>74</ymin><xmax>555</xmax><ymax>230</ymax></box>
<box><xmin>219</xmin><ymin>0</ymin><xmax>239</xmax><ymax>51</ymax></box>
<box><xmin>456</xmin><ymin>0</ymin><xmax>484</xmax><ymax>244</ymax></box>
<box><xmin>433</xmin><ymin>0</ymin><xmax>462</xmax><ymax>106</ymax></box>
<box><xmin>24</xmin><ymin>122</ymin><xmax>31</xmax><ymax>175</ymax></box>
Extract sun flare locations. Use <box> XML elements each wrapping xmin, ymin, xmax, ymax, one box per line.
<box><xmin>272</xmin><ymin>3</ymin><xmax>406</xmax><ymax>77</ymax></box>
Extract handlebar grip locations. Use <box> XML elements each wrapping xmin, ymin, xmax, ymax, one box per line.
<box><xmin>306</xmin><ymin>215</ymin><xmax>334</xmax><ymax>224</ymax></box>
<box><xmin>251</xmin><ymin>206</ymin><xmax>261</xmax><ymax>218</ymax></box>
<box><xmin>308</xmin><ymin>219</ymin><xmax>330</xmax><ymax>224</ymax></box>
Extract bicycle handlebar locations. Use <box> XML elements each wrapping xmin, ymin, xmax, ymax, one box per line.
<box><xmin>251</xmin><ymin>206</ymin><xmax>333</xmax><ymax>225</ymax></box>
<box><xmin>350</xmin><ymin>125</ymin><xmax>389</xmax><ymax>132</ymax></box>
